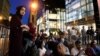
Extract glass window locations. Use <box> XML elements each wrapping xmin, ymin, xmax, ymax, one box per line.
<box><xmin>87</xmin><ymin>2</ymin><xmax>94</xmax><ymax>11</ymax></box>
<box><xmin>87</xmin><ymin>4</ymin><xmax>90</xmax><ymax>11</ymax></box>
<box><xmin>65</xmin><ymin>13</ymin><xmax>68</xmax><ymax>20</ymax></box>
<box><xmin>89</xmin><ymin>3</ymin><xmax>94</xmax><ymax>11</ymax></box>
<box><xmin>88</xmin><ymin>10</ymin><xmax>94</xmax><ymax>16</ymax></box>
<box><xmin>77</xmin><ymin>8</ymin><xmax>82</xmax><ymax>19</ymax></box>
<box><xmin>69</xmin><ymin>7</ymin><xmax>73</xmax><ymax>12</ymax></box>
<box><xmin>86</xmin><ymin>0</ymin><xmax>89</xmax><ymax>4</ymax></box>
<box><xmin>89</xmin><ymin>0</ymin><xmax>93</xmax><ymax>3</ymax></box>
<box><xmin>81</xmin><ymin>6</ymin><xmax>87</xmax><ymax>14</ymax></box>
<box><xmin>72</xmin><ymin>2</ymin><xmax>80</xmax><ymax>9</ymax></box>
<box><xmin>82</xmin><ymin>13</ymin><xmax>86</xmax><ymax>18</ymax></box>
<box><xmin>81</xmin><ymin>0</ymin><xmax>86</xmax><ymax>6</ymax></box>
<box><xmin>68</xmin><ymin>10</ymin><xmax>78</xmax><ymax>21</ymax></box>
<box><xmin>65</xmin><ymin>0</ymin><xmax>69</xmax><ymax>5</ymax></box>
<box><xmin>66</xmin><ymin>8</ymin><xmax>69</xmax><ymax>13</ymax></box>
<box><xmin>86</xmin><ymin>0</ymin><xmax>93</xmax><ymax>4</ymax></box>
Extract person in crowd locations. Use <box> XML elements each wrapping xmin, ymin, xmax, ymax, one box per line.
<box><xmin>71</xmin><ymin>40</ymin><xmax>85</xmax><ymax>56</ymax></box>
<box><xmin>67</xmin><ymin>29</ymin><xmax>71</xmax><ymax>42</ymax></box>
<box><xmin>90</xmin><ymin>40</ymin><xmax>100</xmax><ymax>56</ymax></box>
<box><xmin>90</xmin><ymin>26</ymin><xmax>95</xmax><ymax>40</ymax></box>
<box><xmin>85</xmin><ymin>43</ymin><xmax>95</xmax><ymax>56</ymax></box>
<box><xmin>76</xmin><ymin>28</ymin><xmax>81</xmax><ymax>38</ymax></box>
<box><xmin>57</xmin><ymin>43</ymin><xmax>70</xmax><ymax>56</ymax></box>
<box><xmin>21</xmin><ymin>25</ymin><xmax>34</xmax><ymax>56</ymax></box>
<box><xmin>95</xmin><ymin>29</ymin><xmax>100</xmax><ymax>44</ymax></box>
<box><xmin>46</xmin><ymin>37</ymin><xmax>59</xmax><ymax>56</ymax></box>
<box><xmin>81</xmin><ymin>26</ymin><xmax>86</xmax><ymax>44</ymax></box>
<box><xmin>50</xmin><ymin>31</ymin><xmax>70</xmax><ymax>56</ymax></box>
<box><xmin>70</xmin><ymin>27</ymin><xmax>78</xmax><ymax>44</ymax></box>
<box><xmin>86</xmin><ymin>26</ymin><xmax>94</xmax><ymax>43</ymax></box>
<box><xmin>49</xmin><ymin>33</ymin><xmax>54</xmax><ymax>41</ymax></box>
<box><xmin>57</xmin><ymin>31</ymin><xmax>69</xmax><ymax>47</ymax></box>
<box><xmin>9</xmin><ymin>6</ymin><xmax>26</xmax><ymax>56</ymax></box>
<box><xmin>37</xmin><ymin>40</ymin><xmax>46</xmax><ymax>56</ymax></box>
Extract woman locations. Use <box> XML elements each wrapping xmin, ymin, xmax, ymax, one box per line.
<box><xmin>9</xmin><ymin>6</ymin><xmax>26</xmax><ymax>56</ymax></box>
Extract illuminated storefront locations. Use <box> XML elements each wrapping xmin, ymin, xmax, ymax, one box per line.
<box><xmin>45</xmin><ymin>9</ymin><xmax>66</xmax><ymax>33</ymax></box>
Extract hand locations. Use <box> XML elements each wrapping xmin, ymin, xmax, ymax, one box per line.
<box><xmin>21</xmin><ymin>25</ymin><xmax>30</xmax><ymax>30</ymax></box>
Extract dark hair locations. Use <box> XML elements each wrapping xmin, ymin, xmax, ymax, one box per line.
<box><xmin>75</xmin><ymin>40</ymin><xmax>81</xmax><ymax>45</ymax></box>
<box><xmin>38</xmin><ymin>40</ymin><xmax>44</xmax><ymax>49</ymax></box>
<box><xmin>90</xmin><ymin>41</ymin><xmax>96</xmax><ymax>46</ymax></box>
<box><xmin>16</xmin><ymin>6</ymin><xmax>25</xmax><ymax>18</ymax></box>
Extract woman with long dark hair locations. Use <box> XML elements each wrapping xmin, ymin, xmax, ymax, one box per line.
<box><xmin>9</xmin><ymin>6</ymin><xmax>26</xmax><ymax>56</ymax></box>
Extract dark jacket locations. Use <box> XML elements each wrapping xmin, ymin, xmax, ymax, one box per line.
<box><xmin>9</xmin><ymin>14</ymin><xmax>23</xmax><ymax>56</ymax></box>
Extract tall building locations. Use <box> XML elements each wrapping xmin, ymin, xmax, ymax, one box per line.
<box><xmin>37</xmin><ymin>0</ymin><xmax>66</xmax><ymax>35</ymax></box>
<box><xmin>65</xmin><ymin>0</ymin><xmax>99</xmax><ymax>31</ymax></box>
<box><xmin>0</xmin><ymin>0</ymin><xmax>10</xmax><ymax>56</ymax></box>
<box><xmin>0</xmin><ymin>0</ymin><xmax>10</xmax><ymax>19</ymax></box>
<box><xmin>37</xmin><ymin>8</ymin><xmax>66</xmax><ymax>35</ymax></box>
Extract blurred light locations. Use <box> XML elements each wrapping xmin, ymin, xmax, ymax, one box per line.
<box><xmin>9</xmin><ymin>16</ymin><xmax>12</xmax><ymax>22</ymax></box>
<box><xmin>0</xmin><ymin>16</ymin><xmax>3</xmax><ymax>20</ymax></box>
<box><xmin>48</xmin><ymin>14</ymin><xmax>58</xmax><ymax>19</ymax></box>
<box><xmin>31</xmin><ymin>2</ymin><xmax>38</xmax><ymax>10</ymax></box>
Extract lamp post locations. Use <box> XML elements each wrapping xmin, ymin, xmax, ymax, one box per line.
<box><xmin>29</xmin><ymin>0</ymin><xmax>39</xmax><ymax>37</ymax></box>
<box><xmin>30</xmin><ymin>0</ymin><xmax>38</xmax><ymax>26</ymax></box>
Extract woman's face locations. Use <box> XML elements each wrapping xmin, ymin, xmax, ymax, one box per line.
<box><xmin>20</xmin><ymin>7</ymin><xmax>26</xmax><ymax>16</ymax></box>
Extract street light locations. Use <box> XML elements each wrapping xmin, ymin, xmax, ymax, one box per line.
<box><xmin>31</xmin><ymin>2</ymin><xmax>38</xmax><ymax>10</ymax></box>
<box><xmin>29</xmin><ymin>0</ymin><xmax>39</xmax><ymax>34</ymax></box>
<box><xmin>30</xmin><ymin>1</ymin><xmax>39</xmax><ymax>25</ymax></box>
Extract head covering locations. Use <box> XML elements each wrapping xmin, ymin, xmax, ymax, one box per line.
<box><xmin>16</xmin><ymin>6</ymin><xmax>25</xmax><ymax>18</ymax></box>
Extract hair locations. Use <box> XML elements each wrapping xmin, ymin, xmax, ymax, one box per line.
<box><xmin>38</xmin><ymin>40</ymin><xmax>44</xmax><ymax>49</ymax></box>
<box><xmin>75</xmin><ymin>40</ymin><xmax>81</xmax><ymax>45</ymax></box>
<box><xmin>16</xmin><ymin>5</ymin><xmax>25</xmax><ymax>18</ymax></box>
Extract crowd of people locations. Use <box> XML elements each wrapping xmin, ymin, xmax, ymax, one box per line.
<box><xmin>8</xmin><ymin>6</ymin><xmax>100</xmax><ymax>56</ymax></box>
<box><xmin>21</xmin><ymin>28</ymin><xmax>100</xmax><ymax>56</ymax></box>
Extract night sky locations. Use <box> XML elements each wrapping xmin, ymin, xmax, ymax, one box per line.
<box><xmin>9</xmin><ymin>0</ymin><xmax>44</xmax><ymax>24</ymax></box>
<box><xmin>9</xmin><ymin>0</ymin><xmax>30</xmax><ymax>24</ymax></box>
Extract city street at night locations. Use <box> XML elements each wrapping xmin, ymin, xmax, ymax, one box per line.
<box><xmin>0</xmin><ymin>0</ymin><xmax>100</xmax><ymax>56</ymax></box>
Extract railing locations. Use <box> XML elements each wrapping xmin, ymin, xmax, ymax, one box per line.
<box><xmin>0</xmin><ymin>24</ymin><xmax>10</xmax><ymax>56</ymax></box>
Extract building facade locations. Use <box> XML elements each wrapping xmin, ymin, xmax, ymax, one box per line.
<box><xmin>0</xmin><ymin>0</ymin><xmax>10</xmax><ymax>56</ymax></box>
<box><xmin>65</xmin><ymin>0</ymin><xmax>96</xmax><ymax>31</ymax></box>
<box><xmin>37</xmin><ymin>8</ymin><xmax>66</xmax><ymax>35</ymax></box>
<box><xmin>0</xmin><ymin>0</ymin><xmax>10</xmax><ymax>19</ymax></box>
